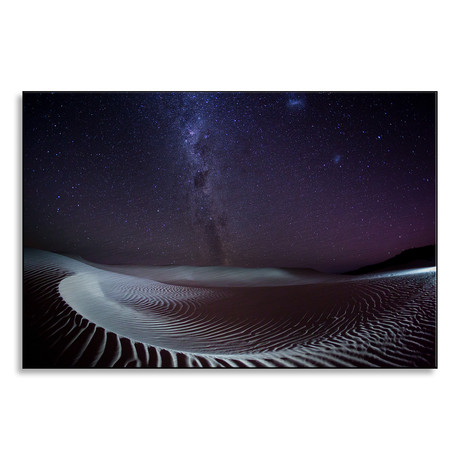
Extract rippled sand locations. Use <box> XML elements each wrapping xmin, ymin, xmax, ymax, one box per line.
<box><xmin>23</xmin><ymin>249</ymin><xmax>436</xmax><ymax>368</ymax></box>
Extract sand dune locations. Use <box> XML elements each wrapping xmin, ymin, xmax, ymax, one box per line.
<box><xmin>23</xmin><ymin>249</ymin><xmax>436</xmax><ymax>368</ymax></box>
<box><xmin>76</xmin><ymin>261</ymin><xmax>338</xmax><ymax>287</ymax></box>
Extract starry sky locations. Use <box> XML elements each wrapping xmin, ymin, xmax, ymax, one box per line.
<box><xmin>23</xmin><ymin>92</ymin><xmax>436</xmax><ymax>272</ymax></box>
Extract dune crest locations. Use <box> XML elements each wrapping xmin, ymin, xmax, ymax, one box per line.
<box><xmin>23</xmin><ymin>249</ymin><xmax>436</xmax><ymax>368</ymax></box>
<box><xmin>77</xmin><ymin>261</ymin><xmax>338</xmax><ymax>287</ymax></box>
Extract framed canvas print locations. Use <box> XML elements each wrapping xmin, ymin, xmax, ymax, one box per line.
<box><xmin>23</xmin><ymin>91</ymin><xmax>436</xmax><ymax>368</ymax></box>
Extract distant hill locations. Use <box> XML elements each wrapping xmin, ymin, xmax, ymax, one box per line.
<box><xmin>345</xmin><ymin>245</ymin><xmax>436</xmax><ymax>275</ymax></box>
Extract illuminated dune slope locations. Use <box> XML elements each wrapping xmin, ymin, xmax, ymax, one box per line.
<box><xmin>23</xmin><ymin>249</ymin><xmax>436</xmax><ymax>368</ymax></box>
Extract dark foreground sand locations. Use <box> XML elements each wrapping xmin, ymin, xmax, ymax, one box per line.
<box><xmin>23</xmin><ymin>249</ymin><xmax>436</xmax><ymax>368</ymax></box>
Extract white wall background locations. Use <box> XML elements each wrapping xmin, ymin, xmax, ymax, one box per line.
<box><xmin>2</xmin><ymin>2</ymin><xmax>458</xmax><ymax>459</ymax></box>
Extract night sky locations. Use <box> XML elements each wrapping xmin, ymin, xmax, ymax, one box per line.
<box><xmin>23</xmin><ymin>92</ymin><xmax>436</xmax><ymax>273</ymax></box>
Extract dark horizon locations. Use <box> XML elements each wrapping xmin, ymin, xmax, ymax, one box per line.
<box><xmin>23</xmin><ymin>243</ymin><xmax>436</xmax><ymax>276</ymax></box>
<box><xmin>23</xmin><ymin>92</ymin><xmax>436</xmax><ymax>272</ymax></box>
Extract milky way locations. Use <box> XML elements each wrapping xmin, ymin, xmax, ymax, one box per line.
<box><xmin>176</xmin><ymin>95</ymin><xmax>229</xmax><ymax>265</ymax></box>
<box><xmin>23</xmin><ymin>92</ymin><xmax>436</xmax><ymax>272</ymax></box>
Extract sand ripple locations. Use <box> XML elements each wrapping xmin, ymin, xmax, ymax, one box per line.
<box><xmin>23</xmin><ymin>249</ymin><xmax>436</xmax><ymax>368</ymax></box>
